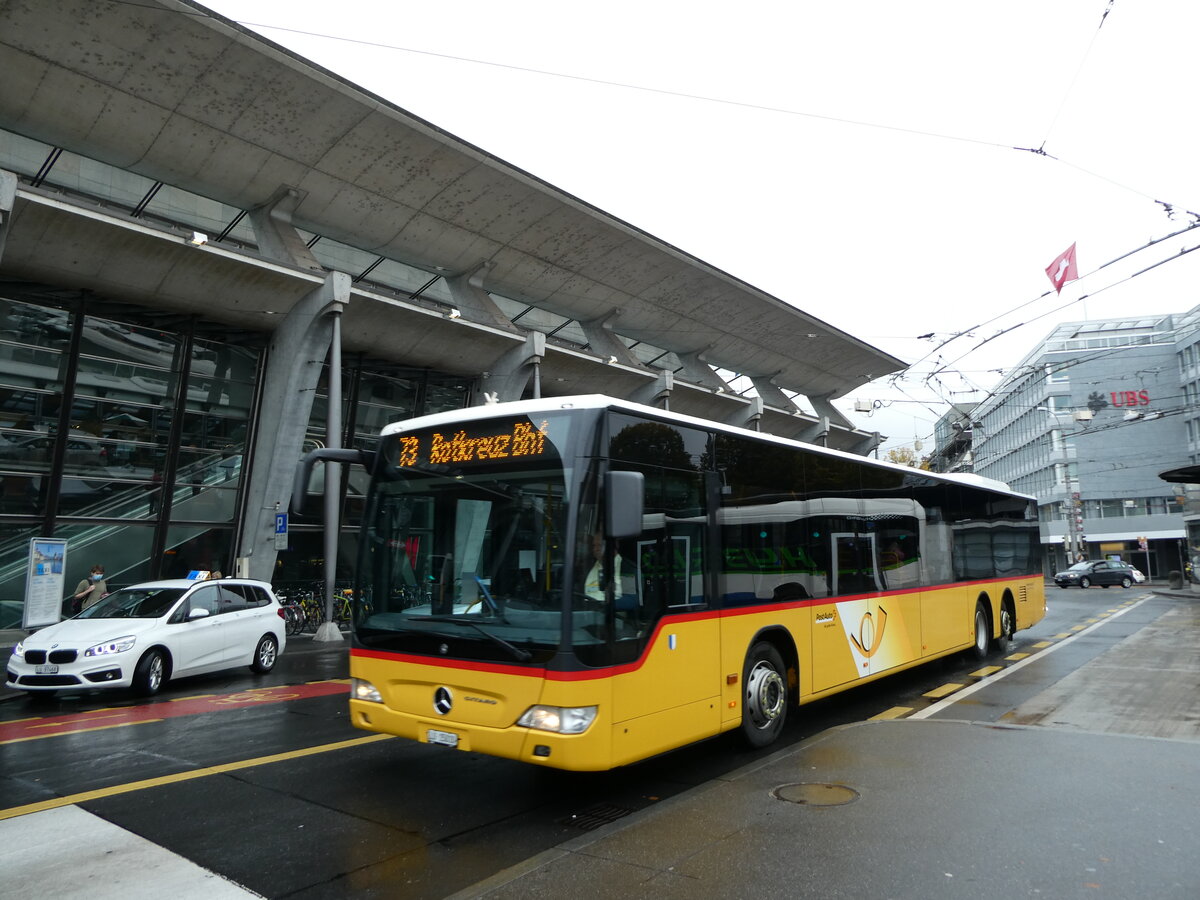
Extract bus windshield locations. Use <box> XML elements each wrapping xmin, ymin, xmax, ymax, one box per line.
<box><xmin>355</xmin><ymin>412</ymin><xmax>581</xmax><ymax>662</ymax></box>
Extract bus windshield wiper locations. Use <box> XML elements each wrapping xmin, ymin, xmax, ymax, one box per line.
<box><xmin>409</xmin><ymin>616</ymin><xmax>532</xmax><ymax>662</ymax></box>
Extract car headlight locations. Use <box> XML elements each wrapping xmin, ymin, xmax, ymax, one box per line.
<box><xmin>351</xmin><ymin>678</ymin><xmax>383</xmax><ymax>703</ymax></box>
<box><xmin>12</xmin><ymin>640</ymin><xmax>24</xmax><ymax>658</ymax></box>
<box><xmin>517</xmin><ymin>705</ymin><xmax>598</xmax><ymax>735</ymax></box>
<box><xmin>84</xmin><ymin>635</ymin><xmax>136</xmax><ymax>657</ymax></box>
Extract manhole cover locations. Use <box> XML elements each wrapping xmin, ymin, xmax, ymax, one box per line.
<box><xmin>559</xmin><ymin>803</ymin><xmax>636</xmax><ymax>831</ymax></box>
<box><xmin>772</xmin><ymin>782</ymin><xmax>859</xmax><ymax>807</ymax></box>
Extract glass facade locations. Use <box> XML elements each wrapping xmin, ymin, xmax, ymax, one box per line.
<box><xmin>0</xmin><ymin>295</ymin><xmax>262</xmax><ymax>624</ymax></box>
<box><xmin>0</xmin><ymin>289</ymin><xmax>477</xmax><ymax>627</ymax></box>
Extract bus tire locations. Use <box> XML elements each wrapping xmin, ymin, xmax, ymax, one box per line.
<box><xmin>971</xmin><ymin>602</ymin><xmax>990</xmax><ymax>660</ymax></box>
<box><xmin>741</xmin><ymin>641</ymin><xmax>787</xmax><ymax>749</ymax></box>
<box><xmin>993</xmin><ymin>600</ymin><xmax>1014</xmax><ymax>653</ymax></box>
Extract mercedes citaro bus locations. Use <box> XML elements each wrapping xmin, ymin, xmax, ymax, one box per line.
<box><xmin>295</xmin><ymin>396</ymin><xmax>1044</xmax><ymax>771</ymax></box>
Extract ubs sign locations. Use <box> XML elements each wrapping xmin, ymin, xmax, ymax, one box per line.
<box><xmin>1110</xmin><ymin>390</ymin><xmax>1150</xmax><ymax>407</ymax></box>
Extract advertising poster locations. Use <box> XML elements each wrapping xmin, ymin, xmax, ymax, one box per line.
<box><xmin>23</xmin><ymin>538</ymin><xmax>67</xmax><ymax>629</ymax></box>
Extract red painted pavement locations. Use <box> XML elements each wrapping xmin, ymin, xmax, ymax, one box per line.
<box><xmin>0</xmin><ymin>681</ymin><xmax>350</xmax><ymax>743</ymax></box>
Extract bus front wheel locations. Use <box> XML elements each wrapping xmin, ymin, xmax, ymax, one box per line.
<box><xmin>741</xmin><ymin>642</ymin><xmax>787</xmax><ymax>749</ymax></box>
<box><xmin>971</xmin><ymin>602</ymin><xmax>990</xmax><ymax>660</ymax></box>
<box><xmin>993</xmin><ymin>601</ymin><xmax>1014</xmax><ymax>653</ymax></box>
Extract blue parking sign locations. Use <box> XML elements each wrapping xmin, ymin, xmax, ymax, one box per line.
<box><xmin>275</xmin><ymin>513</ymin><xmax>288</xmax><ymax>534</ymax></box>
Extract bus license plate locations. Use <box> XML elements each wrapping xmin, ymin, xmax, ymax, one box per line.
<box><xmin>35</xmin><ymin>664</ymin><xmax>59</xmax><ymax>674</ymax></box>
<box><xmin>427</xmin><ymin>729</ymin><xmax>459</xmax><ymax>748</ymax></box>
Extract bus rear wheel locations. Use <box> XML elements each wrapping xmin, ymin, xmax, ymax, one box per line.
<box><xmin>741</xmin><ymin>642</ymin><xmax>787</xmax><ymax>749</ymax></box>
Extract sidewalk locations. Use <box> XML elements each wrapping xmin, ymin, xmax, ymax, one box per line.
<box><xmin>457</xmin><ymin>716</ymin><xmax>1198</xmax><ymax>899</ymax></box>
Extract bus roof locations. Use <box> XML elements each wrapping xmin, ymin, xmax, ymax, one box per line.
<box><xmin>381</xmin><ymin>395</ymin><xmax>1029</xmax><ymax>501</ymax></box>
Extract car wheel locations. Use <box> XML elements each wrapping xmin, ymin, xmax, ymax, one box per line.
<box><xmin>133</xmin><ymin>649</ymin><xmax>166</xmax><ymax>696</ymax></box>
<box><xmin>1056</xmin><ymin>584</ymin><xmax>1067</xmax><ymax>589</ymax></box>
<box><xmin>1121</xmin><ymin>577</ymin><xmax>1132</xmax><ymax>588</ymax></box>
<box><xmin>971</xmin><ymin>601</ymin><xmax>990</xmax><ymax>660</ymax></box>
<box><xmin>250</xmin><ymin>634</ymin><xmax>279</xmax><ymax>673</ymax></box>
<box><xmin>741</xmin><ymin>641</ymin><xmax>788</xmax><ymax>749</ymax></box>
<box><xmin>1079</xmin><ymin>577</ymin><xmax>1091</xmax><ymax>589</ymax></box>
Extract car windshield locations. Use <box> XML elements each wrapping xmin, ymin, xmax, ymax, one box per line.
<box><xmin>78</xmin><ymin>587</ymin><xmax>185</xmax><ymax>619</ymax></box>
<box><xmin>1067</xmin><ymin>562</ymin><xmax>1094</xmax><ymax>572</ymax></box>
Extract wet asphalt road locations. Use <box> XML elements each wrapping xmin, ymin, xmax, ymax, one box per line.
<box><xmin>0</xmin><ymin>586</ymin><xmax>1185</xmax><ymax>898</ymax></box>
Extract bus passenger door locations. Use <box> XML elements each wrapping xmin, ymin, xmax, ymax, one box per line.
<box><xmin>617</xmin><ymin>518</ymin><xmax>718</xmax><ymax>716</ymax></box>
<box><xmin>609</xmin><ymin>488</ymin><xmax>720</xmax><ymax>761</ymax></box>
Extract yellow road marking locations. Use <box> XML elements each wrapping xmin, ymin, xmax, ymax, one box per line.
<box><xmin>1005</xmin><ymin>652</ymin><xmax>1030</xmax><ymax>661</ymax></box>
<box><xmin>923</xmin><ymin>683</ymin><xmax>963</xmax><ymax>699</ymax></box>
<box><xmin>1</xmin><ymin>720</ymin><xmax>162</xmax><ymax>746</ymax></box>
<box><xmin>1053</xmin><ymin>633</ymin><xmax>1071</xmax><ymax>639</ymax></box>
<box><xmin>1031</xmin><ymin>641</ymin><xmax>1052</xmax><ymax>649</ymax></box>
<box><xmin>870</xmin><ymin>707</ymin><xmax>912</xmax><ymax>720</ymax></box>
<box><xmin>1070</xmin><ymin>624</ymin><xmax>1086</xmax><ymax>632</ymax></box>
<box><xmin>0</xmin><ymin>734</ymin><xmax>394</xmax><ymax>821</ymax></box>
<box><xmin>170</xmin><ymin>693</ymin><xmax>217</xmax><ymax>702</ymax></box>
<box><xmin>969</xmin><ymin>666</ymin><xmax>1002</xmax><ymax>678</ymax></box>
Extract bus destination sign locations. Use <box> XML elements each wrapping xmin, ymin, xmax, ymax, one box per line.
<box><xmin>398</xmin><ymin>419</ymin><xmax>550</xmax><ymax>467</ymax></box>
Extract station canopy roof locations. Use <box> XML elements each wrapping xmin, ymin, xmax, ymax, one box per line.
<box><xmin>0</xmin><ymin>0</ymin><xmax>904</xmax><ymax>404</ymax></box>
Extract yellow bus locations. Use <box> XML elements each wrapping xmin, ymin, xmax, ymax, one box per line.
<box><xmin>297</xmin><ymin>395</ymin><xmax>1045</xmax><ymax>771</ymax></box>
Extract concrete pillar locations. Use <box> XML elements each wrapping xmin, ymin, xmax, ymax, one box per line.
<box><xmin>807</xmin><ymin>392</ymin><xmax>855</xmax><ymax>431</ymax></box>
<box><xmin>480</xmin><ymin>332</ymin><xmax>546</xmax><ymax>403</ymax></box>
<box><xmin>247</xmin><ymin>186</ymin><xmax>324</xmax><ymax>271</ymax></box>
<box><xmin>851</xmin><ymin>430</ymin><xmax>884</xmax><ymax>457</ymax></box>
<box><xmin>0</xmin><ymin>169</ymin><xmax>17</xmax><ymax>262</ymax></box>
<box><xmin>750</xmin><ymin>374</ymin><xmax>798</xmax><ymax>413</ymax></box>
<box><xmin>631</xmin><ymin>370</ymin><xmax>674</xmax><ymax>408</ymax></box>
<box><xmin>237</xmin><ymin>272</ymin><xmax>350</xmax><ymax>582</ymax></box>
<box><xmin>444</xmin><ymin>260</ymin><xmax>515</xmax><ymax>330</ymax></box>
<box><xmin>797</xmin><ymin>416</ymin><xmax>831</xmax><ymax>446</ymax></box>
<box><xmin>676</xmin><ymin>348</ymin><xmax>730</xmax><ymax>393</ymax></box>
<box><xmin>579</xmin><ymin>310</ymin><xmax>642</xmax><ymax>368</ymax></box>
<box><xmin>727</xmin><ymin>396</ymin><xmax>764</xmax><ymax>431</ymax></box>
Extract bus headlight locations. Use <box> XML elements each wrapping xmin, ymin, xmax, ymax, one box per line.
<box><xmin>517</xmin><ymin>705</ymin><xmax>598</xmax><ymax>734</ymax></box>
<box><xmin>351</xmin><ymin>678</ymin><xmax>383</xmax><ymax>703</ymax></box>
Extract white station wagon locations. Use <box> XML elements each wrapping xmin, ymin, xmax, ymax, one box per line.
<box><xmin>6</xmin><ymin>578</ymin><xmax>286</xmax><ymax>697</ymax></box>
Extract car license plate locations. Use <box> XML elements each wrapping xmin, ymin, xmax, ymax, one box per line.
<box><xmin>427</xmin><ymin>729</ymin><xmax>459</xmax><ymax>748</ymax></box>
<box><xmin>35</xmin><ymin>664</ymin><xmax>59</xmax><ymax>674</ymax></box>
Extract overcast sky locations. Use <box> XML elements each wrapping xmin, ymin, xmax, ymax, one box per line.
<box><xmin>202</xmin><ymin>0</ymin><xmax>1200</xmax><ymax>452</ymax></box>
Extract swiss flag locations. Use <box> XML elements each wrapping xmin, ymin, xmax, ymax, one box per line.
<box><xmin>1045</xmin><ymin>243</ymin><xmax>1079</xmax><ymax>293</ymax></box>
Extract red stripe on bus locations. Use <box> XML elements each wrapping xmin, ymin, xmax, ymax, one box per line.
<box><xmin>350</xmin><ymin>576</ymin><xmax>1029</xmax><ymax>678</ymax></box>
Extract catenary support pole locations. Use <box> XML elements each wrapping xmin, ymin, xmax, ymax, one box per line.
<box><xmin>315</xmin><ymin>312</ymin><xmax>344</xmax><ymax>642</ymax></box>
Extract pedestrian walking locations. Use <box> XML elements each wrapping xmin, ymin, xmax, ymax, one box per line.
<box><xmin>69</xmin><ymin>564</ymin><xmax>108</xmax><ymax>615</ymax></box>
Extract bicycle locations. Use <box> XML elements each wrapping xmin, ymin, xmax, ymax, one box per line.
<box><xmin>279</xmin><ymin>600</ymin><xmax>305</xmax><ymax>636</ymax></box>
<box><xmin>294</xmin><ymin>592</ymin><xmax>324</xmax><ymax>632</ymax></box>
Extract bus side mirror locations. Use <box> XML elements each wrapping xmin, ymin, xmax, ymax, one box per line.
<box><xmin>606</xmin><ymin>470</ymin><xmax>644</xmax><ymax>539</ymax></box>
<box><xmin>292</xmin><ymin>447</ymin><xmax>377</xmax><ymax>515</ymax></box>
